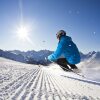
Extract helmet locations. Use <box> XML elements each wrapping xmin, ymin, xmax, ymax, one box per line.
<box><xmin>56</xmin><ymin>30</ymin><xmax>66</xmax><ymax>39</ymax></box>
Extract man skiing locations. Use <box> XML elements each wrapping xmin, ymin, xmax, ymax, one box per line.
<box><xmin>48</xmin><ymin>30</ymin><xmax>81</xmax><ymax>71</ymax></box>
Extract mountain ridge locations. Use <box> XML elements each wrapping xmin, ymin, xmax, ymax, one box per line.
<box><xmin>0</xmin><ymin>49</ymin><xmax>100</xmax><ymax>65</ymax></box>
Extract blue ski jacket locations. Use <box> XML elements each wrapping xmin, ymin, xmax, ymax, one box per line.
<box><xmin>48</xmin><ymin>36</ymin><xmax>81</xmax><ymax>64</ymax></box>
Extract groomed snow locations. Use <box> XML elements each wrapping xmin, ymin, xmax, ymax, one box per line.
<box><xmin>0</xmin><ymin>57</ymin><xmax>100</xmax><ymax>100</ymax></box>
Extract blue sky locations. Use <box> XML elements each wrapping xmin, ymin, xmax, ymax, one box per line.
<box><xmin>0</xmin><ymin>0</ymin><xmax>100</xmax><ymax>53</ymax></box>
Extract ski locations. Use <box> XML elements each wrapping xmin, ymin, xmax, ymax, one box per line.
<box><xmin>59</xmin><ymin>64</ymin><xmax>85</xmax><ymax>78</ymax></box>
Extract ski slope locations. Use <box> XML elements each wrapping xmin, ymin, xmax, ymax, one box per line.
<box><xmin>0</xmin><ymin>57</ymin><xmax>100</xmax><ymax>100</ymax></box>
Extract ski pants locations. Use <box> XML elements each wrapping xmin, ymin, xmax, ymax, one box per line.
<box><xmin>56</xmin><ymin>58</ymin><xmax>77</xmax><ymax>70</ymax></box>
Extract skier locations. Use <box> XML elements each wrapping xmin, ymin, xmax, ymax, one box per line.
<box><xmin>48</xmin><ymin>30</ymin><xmax>81</xmax><ymax>71</ymax></box>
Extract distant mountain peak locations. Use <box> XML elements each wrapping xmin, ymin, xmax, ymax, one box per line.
<box><xmin>88</xmin><ymin>51</ymin><xmax>96</xmax><ymax>55</ymax></box>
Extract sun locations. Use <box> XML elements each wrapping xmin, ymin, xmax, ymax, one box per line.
<box><xmin>16</xmin><ymin>25</ymin><xmax>29</xmax><ymax>40</ymax></box>
<box><xmin>15</xmin><ymin>24</ymin><xmax>33</xmax><ymax>45</ymax></box>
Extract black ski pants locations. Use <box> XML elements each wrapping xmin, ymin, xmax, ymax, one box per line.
<box><xmin>56</xmin><ymin>58</ymin><xmax>77</xmax><ymax>70</ymax></box>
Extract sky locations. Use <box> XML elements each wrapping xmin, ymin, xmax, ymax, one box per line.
<box><xmin>0</xmin><ymin>0</ymin><xmax>100</xmax><ymax>53</ymax></box>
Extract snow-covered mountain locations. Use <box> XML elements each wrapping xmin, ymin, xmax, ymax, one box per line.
<box><xmin>0</xmin><ymin>49</ymin><xmax>53</xmax><ymax>65</ymax></box>
<box><xmin>0</xmin><ymin>49</ymin><xmax>25</xmax><ymax>63</ymax></box>
<box><xmin>80</xmin><ymin>51</ymin><xmax>100</xmax><ymax>61</ymax></box>
<box><xmin>0</xmin><ymin>49</ymin><xmax>100</xmax><ymax>65</ymax></box>
<box><xmin>10</xmin><ymin>50</ymin><xmax>53</xmax><ymax>65</ymax></box>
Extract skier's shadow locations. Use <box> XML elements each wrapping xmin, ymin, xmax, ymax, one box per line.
<box><xmin>61</xmin><ymin>75</ymin><xmax>100</xmax><ymax>86</ymax></box>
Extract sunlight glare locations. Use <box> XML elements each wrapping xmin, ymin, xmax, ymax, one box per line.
<box><xmin>17</xmin><ymin>25</ymin><xmax>29</xmax><ymax>40</ymax></box>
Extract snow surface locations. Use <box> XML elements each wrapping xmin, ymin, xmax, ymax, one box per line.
<box><xmin>0</xmin><ymin>57</ymin><xmax>100</xmax><ymax>100</ymax></box>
